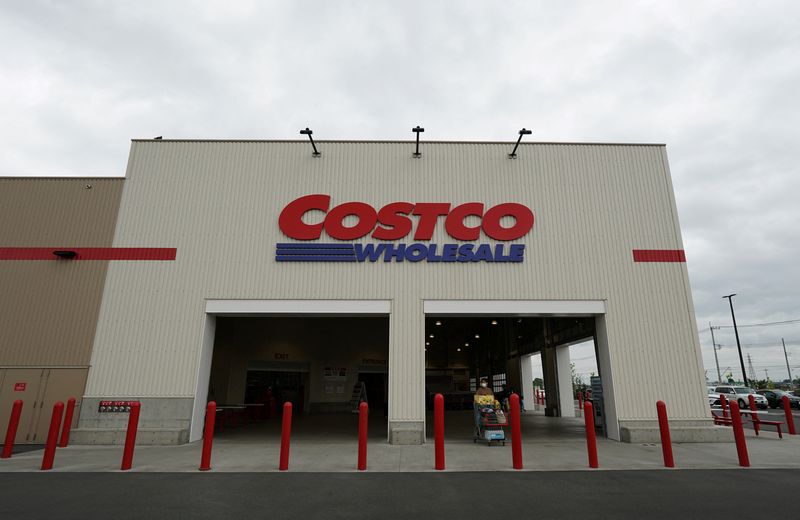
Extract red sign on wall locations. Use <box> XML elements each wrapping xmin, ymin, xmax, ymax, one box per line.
<box><xmin>98</xmin><ymin>400</ymin><xmax>137</xmax><ymax>413</ymax></box>
<box><xmin>13</xmin><ymin>382</ymin><xmax>26</xmax><ymax>391</ymax></box>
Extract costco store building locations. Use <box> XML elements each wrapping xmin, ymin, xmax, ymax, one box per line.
<box><xmin>0</xmin><ymin>139</ymin><xmax>715</xmax><ymax>446</ymax></box>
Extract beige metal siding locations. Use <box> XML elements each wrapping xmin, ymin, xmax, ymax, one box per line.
<box><xmin>86</xmin><ymin>142</ymin><xmax>706</xmax><ymax>423</ymax></box>
<box><xmin>0</xmin><ymin>178</ymin><xmax>123</xmax><ymax>365</ymax></box>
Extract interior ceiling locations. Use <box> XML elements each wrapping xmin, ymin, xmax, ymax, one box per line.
<box><xmin>424</xmin><ymin>316</ymin><xmax>595</xmax><ymax>355</ymax></box>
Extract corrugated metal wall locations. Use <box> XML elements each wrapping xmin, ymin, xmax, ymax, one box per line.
<box><xmin>86</xmin><ymin>141</ymin><xmax>706</xmax><ymax>423</ymax></box>
<box><xmin>0</xmin><ymin>178</ymin><xmax>123</xmax><ymax>365</ymax></box>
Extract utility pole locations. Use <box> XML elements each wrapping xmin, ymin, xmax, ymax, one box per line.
<box><xmin>747</xmin><ymin>353</ymin><xmax>755</xmax><ymax>384</ymax></box>
<box><xmin>783</xmin><ymin>338</ymin><xmax>793</xmax><ymax>384</ymax></box>
<box><xmin>709</xmin><ymin>323</ymin><xmax>722</xmax><ymax>384</ymax></box>
<box><xmin>723</xmin><ymin>294</ymin><xmax>748</xmax><ymax>387</ymax></box>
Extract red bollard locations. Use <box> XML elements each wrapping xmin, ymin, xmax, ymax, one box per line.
<box><xmin>278</xmin><ymin>402</ymin><xmax>292</xmax><ymax>470</ymax></box>
<box><xmin>40</xmin><ymin>401</ymin><xmax>64</xmax><ymax>471</ymax></box>
<box><xmin>578</xmin><ymin>392</ymin><xmax>583</xmax><ymax>411</ymax></box>
<box><xmin>583</xmin><ymin>401</ymin><xmax>598</xmax><ymax>468</ymax></box>
<box><xmin>434</xmin><ymin>393</ymin><xmax>445</xmax><ymax>470</ymax></box>
<box><xmin>729</xmin><ymin>400</ymin><xmax>750</xmax><ymax>467</ymax></box>
<box><xmin>59</xmin><ymin>397</ymin><xmax>77</xmax><ymax>448</ymax></box>
<box><xmin>120</xmin><ymin>401</ymin><xmax>141</xmax><ymax>471</ymax></box>
<box><xmin>720</xmin><ymin>394</ymin><xmax>729</xmax><ymax>419</ymax></box>
<box><xmin>199</xmin><ymin>401</ymin><xmax>216</xmax><ymax>471</ymax></box>
<box><xmin>748</xmin><ymin>395</ymin><xmax>760</xmax><ymax>435</ymax></box>
<box><xmin>782</xmin><ymin>396</ymin><xmax>796</xmax><ymax>435</ymax></box>
<box><xmin>510</xmin><ymin>393</ymin><xmax>523</xmax><ymax>470</ymax></box>
<box><xmin>656</xmin><ymin>401</ymin><xmax>675</xmax><ymax>468</ymax></box>
<box><xmin>1</xmin><ymin>400</ymin><xmax>23</xmax><ymax>459</ymax></box>
<box><xmin>357</xmin><ymin>401</ymin><xmax>368</xmax><ymax>471</ymax></box>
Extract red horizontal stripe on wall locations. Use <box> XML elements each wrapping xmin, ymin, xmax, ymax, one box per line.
<box><xmin>0</xmin><ymin>248</ymin><xmax>177</xmax><ymax>261</ymax></box>
<box><xmin>632</xmin><ymin>249</ymin><xmax>686</xmax><ymax>262</ymax></box>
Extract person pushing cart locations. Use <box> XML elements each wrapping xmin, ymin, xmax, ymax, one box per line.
<box><xmin>473</xmin><ymin>377</ymin><xmax>507</xmax><ymax>445</ymax></box>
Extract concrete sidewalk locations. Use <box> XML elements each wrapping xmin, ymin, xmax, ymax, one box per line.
<box><xmin>2</xmin><ymin>410</ymin><xmax>799</xmax><ymax>472</ymax></box>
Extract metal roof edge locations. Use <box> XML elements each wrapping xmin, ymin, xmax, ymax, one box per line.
<box><xmin>0</xmin><ymin>176</ymin><xmax>125</xmax><ymax>180</ymax></box>
<box><xmin>130</xmin><ymin>139</ymin><xmax>667</xmax><ymax>147</ymax></box>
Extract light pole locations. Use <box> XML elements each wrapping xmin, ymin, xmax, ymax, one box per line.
<box><xmin>723</xmin><ymin>294</ymin><xmax>748</xmax><ymax>386</ymax></box>
<box><xmin>782</xmin><ymin>338</ymin><xmax>793</xmax><ymax>384</ymax></box>
<box><xmin>709</xmin><ymin>323</ymin><xmax>722</xmax><ymax>384</ymax></box>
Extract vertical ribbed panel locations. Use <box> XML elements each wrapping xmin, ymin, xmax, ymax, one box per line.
<box><xmin>0</xmin><ymin>178</ymin><xmax>123</xmax><ymax>366</ymax></box>
<box><xmin>86</xmin><ymin>142</ymin><xmax>706</xmax><ymax>423</ymax></box>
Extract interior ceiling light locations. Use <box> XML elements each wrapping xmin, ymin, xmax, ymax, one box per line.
<box><xmin>457</xmin><ymin>348</ymin><xmax>461</xmax><ymax>352</ymax></box>
<box><xmin>429</xmin><ymin>334</ymin><xmax>434</xmax><ymax>338</ymax></box>
<box><xmin>426</xmin><ymin>342</ymin><xmax>430</xmax><ymax>346</ymax></box>
<box><xmin>464</xmin><ymin>342</ymin><xmax>469</xmax><ymax>347</ymax></box>
<box><xmin>474</xmin><ymin>334</ymin><xmax>480</xmax><ymax>339</ymax></box>
<box><xmin>435</xmin><ymin>320</ymin><xmax>442</xmax><ymax>326</ymax></box>
<box><xmin>491</xmin><ymin>320</ymin><xmax>498</xmax><ymax>325</ymax></box>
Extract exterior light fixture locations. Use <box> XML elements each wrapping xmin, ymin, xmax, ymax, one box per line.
<box><xmin>508</xmin><ymin>128</ymin><xmax>532</xmax><ymax>159</ymax></box>
<box><xmin>299</xmin><ymin>127</ymin><xmax>321</xmax><ymax>157</ymax></box>
<box><xmin>412</xmin><ymin>126</ymin><xmax>424</xmax><ymax>158</ymax></box>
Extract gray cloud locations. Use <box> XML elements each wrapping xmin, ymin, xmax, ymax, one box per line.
<box><xmin>1</xmin><ymin>1</ymin><xmax>798</xmax><ymax>379</ymax></box>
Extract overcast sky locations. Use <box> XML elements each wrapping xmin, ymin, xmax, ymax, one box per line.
<box><xmin>2</xmin><ymin>2</ymin><xmax>798</xmax><ymax>382</ymax></box>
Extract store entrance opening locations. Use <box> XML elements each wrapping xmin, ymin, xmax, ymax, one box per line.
<box><xmin>205</xmin><ymin>315</ymin><xmax>389</xmax><ymax>440</ymax></box>
<box><xmin>424</xmin><ymin>315</ymin><xmax>603</xmax><ymax>441</ymax></box>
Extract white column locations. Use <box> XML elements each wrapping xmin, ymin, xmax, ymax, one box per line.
<box><xmin>189</xmin><ymin>314</ymin><xmax>216</xmax><ymax>442</ymax></box>
<box><xmin>556</xmin><ymin>345</ymin><xmax>575</xmax><ymax>418</ymax></box>
<box><xmin>594</xmin><ymin>315</ymin><xmax>620</xmax><ymax>440</ymax></box>
<box><xmin>520</xmin><ymin>354</ymin><xmax>534</xmax><ymax>412</ymax></box>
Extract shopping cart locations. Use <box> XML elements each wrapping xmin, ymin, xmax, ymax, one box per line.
<box><xmin>473</xmin><ymin>406</ymin><xmax>507</xmax><ymax>446</ymax></box>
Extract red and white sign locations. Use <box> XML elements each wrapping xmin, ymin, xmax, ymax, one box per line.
<box><xmin>279</xmin><ymin>194</ymin><xmax>534</xmax><ymax>241</ymax></box>
<box><xmin>13</xmin><ymin>382</ymin><xmax>26</xmax><ymax>392</ymax></box>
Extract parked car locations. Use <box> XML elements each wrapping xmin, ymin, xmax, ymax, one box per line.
<box><xmin>713</xmin><ymin>385</ymin><xmax>768</xmax><ymax>409</ymax></box>
<box><xmin>707</xmin><ymin>387</ymin><xmax>721</xmax><ymax>407</ymax></box>
<box><xmin>756</xmin><ymin>389</ymin><xmax>800</xmax><ymax>409</ymax></box>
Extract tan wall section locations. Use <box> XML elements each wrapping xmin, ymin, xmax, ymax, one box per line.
<box><xmin>0</xmin><ymin>178</ymin><xmax>123</xmax><ymax>365</ymax></box>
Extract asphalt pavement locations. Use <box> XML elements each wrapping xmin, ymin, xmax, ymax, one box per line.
<box><xmin>0</xmin><ymin>470</ymin><xmax>797</xmax><ymax>519</ymax></box>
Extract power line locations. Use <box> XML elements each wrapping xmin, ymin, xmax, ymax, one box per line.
<box><xmin>716</xmin><ymin>318</ymin><xmax>800</xmax><ymax>329</ymax></box>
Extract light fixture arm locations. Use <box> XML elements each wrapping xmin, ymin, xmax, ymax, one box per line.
<box><xmin>299</xmin><ymin>127</ymin><xmax>320</xmax><ymax>157</ymax></box>
<box><xmin>412</xmin><ymin>126</ymin><xmax>424</xmax><ymax>158</ymax></box>
<box><xmin>508</xmin><ymin>128</ymin><xmax>533</xmax><ymax>158</ymax></box>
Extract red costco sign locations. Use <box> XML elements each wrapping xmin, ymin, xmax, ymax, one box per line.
<box><xmin>279</xmin><ymin>194</ymin><xmax>534</xmax><ymax>241</ymax></box>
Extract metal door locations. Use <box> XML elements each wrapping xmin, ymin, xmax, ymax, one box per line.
<box><xmin>0</xmin><ymin>368</ymin><xmax>47</xmax><ymax>444</ymax></box>
<box><xmin>29</xmin><ymin>368</ymin><xmax>88</xmax><ymax>443</ymax></box>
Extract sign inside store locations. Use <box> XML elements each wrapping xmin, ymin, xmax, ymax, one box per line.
<box><xmin>277</xmin><ymin>194</ymin><xmax>533</xmax><ymax>263</ymax></box>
